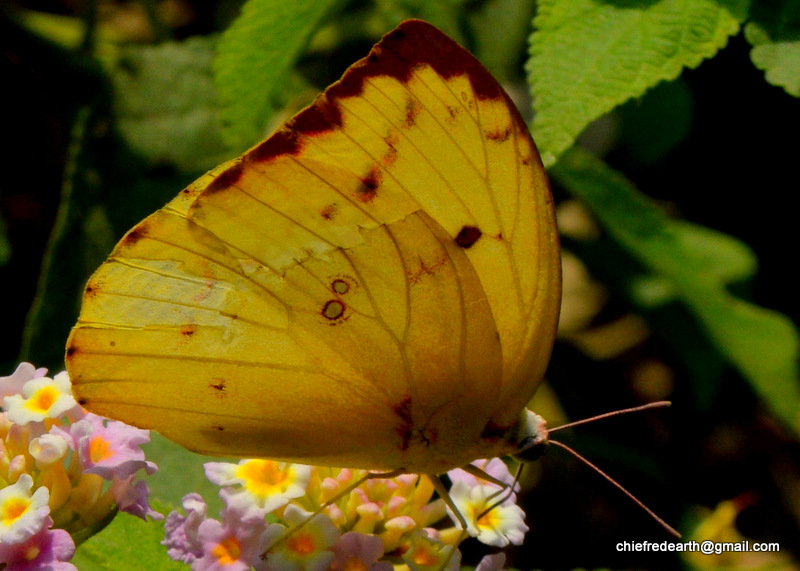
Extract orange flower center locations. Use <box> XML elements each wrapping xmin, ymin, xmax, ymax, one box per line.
<box><xmin>343</xmin><ymin>558</ymin><xmax>369</xmax><ymax>571</ymax></box>
<box><xmin>287</xmin><ymin>532</ymin><xmax>316</xmax><ymax>556</ymax></box>
<box><xmin>412</xmin><ymin>548</ymin><xmax>438</xmax><ymax>566</ymax></box>
<box><xmin>29</xmin><ymin>386</ymin><xmax>57</xmax><ymax>412</ymax></box>
<box><xmin>1</xmin><ymin>497</ymin><xmax>29</xmax><ymax>524</ymax></box>
<box><xmin>89</xmin><ymin>436</ymin><xmax>114</xmax><ymax>462</ymax></box>
<box><xmin>212</xmin><ymin>536</ymin><xmax>241</xmax><ymax>565</ymax></box>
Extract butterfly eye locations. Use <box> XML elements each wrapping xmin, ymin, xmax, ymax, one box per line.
<box><xmin>512</xmin><ymin>435</ymin><xmax>548</xmax><ymax>463</ymax></box>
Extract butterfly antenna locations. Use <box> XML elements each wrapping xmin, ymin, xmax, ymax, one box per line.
<box><xmin>548</xmin><ymin>401</ymin><xmax>672</xmax><ymax>434</ymax></box>
<box><xmin>549</xmin><ymin>439</ymin><xmax>680</xmax><ymax>538</ymax></box>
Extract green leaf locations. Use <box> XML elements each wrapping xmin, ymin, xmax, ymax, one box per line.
<box><xmin>614</xmin><ymin>79</ymin><xmax>694</xmax><ymax>167</ymax></box>
<box><xmin>529</xmin><ymin>0</ymin><xmax>748</xmax><ymax>165</ymax></box>
<box><xmin>469</xmin><ymin>0</ymin><xmax>537</xmax><ymax>82</ymax></box>
<box><xmin>745</xmin><ymin>0</ymin><xmax>800</xmax><ymax>96</ymax></box>
<box><xmin>386</xmin><ymin>0</ymin><xmax>467</xmax><ymax>31</ymax></box>
<box><xmin>213</xmin><ymin>0</ymin><xmax>343</xmax><ymax>150</ymax></box>
<box><xmin>20</xmin><ymin>107</ymin><xmax>115</xmax><ymax>371</ymax></box>
<box><xmin>72</xmin><ymin>511</ymin><xmax>184</xmax><ymax>571</ymax></box>
<box><xmin>552</xmin><ymin>147</ymin><xmax>800</xmax><ymax>434</ymax></box>
<box><xmin>143</xmin><ymin>433</ymin><xmax>227</xmax><ymax>516</ymax></box>
<box><xmin>13</xmin><ymin>9</ymin><xmax>86</xmax><ymax>51</ymax></box>
<box><xmin>663</xmin><ymin>220</ymin><xmax>758</xmax><ymax>289</ymax></box>
<box><xmin>0</xmin><ymin>211</ymin><xmax>10</xmax><ymax>266</ymax></box>
<box><xmin>111</xmin><ymin>36</ymin><xmax>230</xmax><ymax>173</ymax></box>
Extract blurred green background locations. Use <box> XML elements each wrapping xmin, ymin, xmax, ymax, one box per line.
<box><xmin>1</xmin><ymin>0</ymin><xmax>799</xmax><ymax>569</ymax></box>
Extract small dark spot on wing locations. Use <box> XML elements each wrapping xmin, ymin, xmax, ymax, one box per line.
<box><xmin>396</xmin><ymin>424</ymin><xmax>413</xmax><ymax>451</ymax></box>
<box><xmin>382</xmin><ymin>134</ymin><xmax>399</xmax><ymax>167</ymax></box>
<box><xmin>322</xmin><ymin>300</ymin><xmax>345</xmax><ymax>321</ymax></box>
<box><xmin>357</xmin><ymin>167</ymin><xmax>381</xmax><ymax>202</ymax></box>
<box><xmin>390</xmin><ymin>395</ymin><xmax>413</xmax><ymax>451</ymax></box>
<box><xmin>444</xmin><ymin>105</ymin><xmax>459</xmax><ymax>124</ymax></box>
<box><xmin>455</xmin><ymin>225</ymin><xmax>482</xmax><ymax>248</ymax></box>
<box><xmin>320</xmin><ymin>204</ymin><xmax>337</xmax><ymax>220</ymax></box>
<box><xmin>83</xmin><ymin>279</ymin><xmax>103</xmax><ymax>300</ymax></box>
<box><xmin>485</xmin><ymin>125</ymin><xmax>512</xmax><ymax>143</ymax></box>
<box><xmin>331</xmin><ymin>279</ymin><xmax>350</xmax><ymax>294</ymax></box>
<box><xmin>209</xmin><ymin>378</ymin><xmax>227</xmax><ymax>399</ymax></box>
<box><xmin>404</xmin><ymin>98</ymin><xmax>421</xmax><ymax>128</ymax></box>
<box><xmin>391</xmin><ymin>394</ymin><xmax>413</xmax><ymax>422</ymax></box>
<box><xmin>407</xmin><ymin>255</ymin><xmax>447</xmax><ymax>285</ymax></box>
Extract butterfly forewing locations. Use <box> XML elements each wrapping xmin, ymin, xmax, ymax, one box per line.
<box><xmin>67</xmin><ymin>20</ymin><xmax>561</xmax><ymax>473</ymax></box>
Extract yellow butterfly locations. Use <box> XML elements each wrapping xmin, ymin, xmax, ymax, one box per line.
<box><xmin>66</xmin><ymin>20</ymin><xmax>560</xmax><ymax>482</ymax></box>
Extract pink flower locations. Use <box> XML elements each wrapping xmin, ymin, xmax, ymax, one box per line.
<box><xmin>110</xmin><ymin>475</ymin><xmax>162</xmax><ymax>521</ymax></box>
<box><xmin>330</xmin><ymin>532</ymin><xmax>393</xmax><ymax>571</ymax></box>
<box><xmin>0</xmin><ymin>363</ymin><xmax>40</xmax><ymax>399</ymax></box>
<box><xmin>163</xmin><ymin>493</ymin><xmax>207</xmax><ymax>564</ymax></box>
<box><xmin>476</xmin><ymin>552</ymin><xmax>506</xmax><ymax>571</ymax></box>
<box><xmin>0</xmin><ymin>521</ymin><xmax>76</xmax><ymax>571</ymax></box>
<box><xmin>63</xmin><ymin>414</ymin><xmax>156</xmax><ymax>479</ymax></box>
<box><xmin>193</xmin><ymin>505</ymin><xmax>267</xmax><ymax>571</ymax></box>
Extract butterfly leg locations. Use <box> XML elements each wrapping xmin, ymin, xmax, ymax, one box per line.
<box><xmin>461</xmin><ymin>461</ymin><xmax>524</xmax><ymax>521</ymax></box>
<box><xmin>427</xmin><ymin>474</ymin><xmax>469</xmax><ymax>571</ymax></box>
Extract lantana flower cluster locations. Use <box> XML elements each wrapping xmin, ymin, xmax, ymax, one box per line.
<box><xmin>163</xmin><ymin>457</ymin><xmax>528</xmax><ymax>571</ymax></box>
<box><xmin>1</xmin><ymin>362</ymin><xmax>161</xmax><ymax>570</ymax></box>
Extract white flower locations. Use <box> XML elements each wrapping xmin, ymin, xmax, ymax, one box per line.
<box><xmin>206</xmin><ymin>459</ymin><xmax>311</xmax><ymax>515</ymax></box>
<box><xmin>29</xmin><ymin>432</ymin><xmax>69</xmax><ymax>468</ymax></box>
<box><xmin>3</xmin><ymin>372</ymin><xmax>79</xmax><ymax>425</ymax></box>
<box><xmin>0</xmin><ymin>474</ymin><xmax>51</xmax><ymax>544</ymax></box>
<box><xmin>448</xmin><ymin>480</ymin><xmax>529</xmax><ymax>547</ymax></box>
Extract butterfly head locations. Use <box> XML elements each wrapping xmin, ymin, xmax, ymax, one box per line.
<box><xmin>510</xmin><ymin>410</ymin><xmax>549</xmax><ymax>463</ymax></box>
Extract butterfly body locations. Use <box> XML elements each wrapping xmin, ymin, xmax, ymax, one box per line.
<box><xmin>67</xmin><ymin>20</ymin><xmax>561</xmax><ymax>475</ymax></box>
